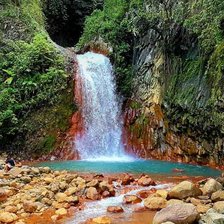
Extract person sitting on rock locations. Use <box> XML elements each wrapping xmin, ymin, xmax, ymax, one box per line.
<box><xmin>4</xmin><ymin>157</ymin><xmax>15</xmax><ymax>172</ymax></box>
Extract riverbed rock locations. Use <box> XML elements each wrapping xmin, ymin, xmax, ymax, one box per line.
<box><xmin>121</xmin><ymin>174</ymin><xmax>134</xmax><ymax>185</ymax></box>
<box><xmin>107</xmin><ymin>206</ymin><xmax>124</xmax><ymax>213</ymax></box>
<box><xmin>86</xmin><ymin>187</ymin><xmax>100</xmax><ymax>200</ymax></box>
<box><xmin>138</xmin><ymin>175</ymin><xmax>156</xmax><ymax>186</ymax></box>
<box><xmin>197</xmin><ymin>204</ymin><xmax>211</xmax><ymax>213</ymax></box>
<box><xmin>65</xmin><ymin>187</ymin><xmax>78</xmax><ymax>196</ymax></box>
<box><xmin>168</xmin><ymin>181</ymin><xmax>202</xmax><ymax>199</ymax></box>
<box><xmin>156</xmin><ymin>190</ymin><xmax>168</xmax><ymax>199</ymax></box>
<box><xmin>0</xmin><ymin>212</ymin><xmax>18</xmax><ymax>223</ymax></box>
<box><xmin>92</xmin><ymin>216</ymin><xmax>111</xmax><ymax>224</ymax></box>
<box><xmin>55</xmin><ymin>192</ymin><xmax>67</xmax><ymax>203</ymax></box>
<box><xmin>211</xmin><ymin>190</ymin><xmax>224</xmax><ymax>202</ymax></box>
<box><xmin>153</xmin><ymin>203</ymin><xmax>199</xmax><ymax>224</ymax></box>
<box><xmin>23</xmin><ymin>201</ymin><xmax>37</xmax><ymax>213</ymax></box>
<box><xmin>137</xmin><ymin>189</ymin><xmax>156</xmax><ymax>199</ymax></box>
<box><xmin>201</xmin><ymin>209</ymin><xmax>224</xmax><ymax>224</ymax></box>
<box><xmin>87</xmin><ymin>179</ymin><xmax>99</xmax><ymax>188</ymax></box>
<box><xmin>55</xmin><ymin>208</ymin><xmax>67</xmax><ymax>216</ymax></box>
<box><xmin>167</xmin><ymin>199</ymin><xmax>184</xmax><ymax>206</ymax></box>
<box><xmin>0</xmin><ymin>188</ymin><xmax>8</xmax><ymax>202</ymax></box>
<box><xmin>213</xmin><ymin>201</ymin><xmax>224</xmax><ymax>213</ymax></box>
<box><xmin>202</xmin><ymin>179</ymin><xmax>222</xmax><ymax>195</ymax></box>
<box><xmin>123</xmin><ymin>195</ymin><xmax>142</xmax><ymax>204</ymax></box>
<box><xmin>144</xmin><ymin>196</ymin><xmax>167</xmax><ymax>210</ymax></box>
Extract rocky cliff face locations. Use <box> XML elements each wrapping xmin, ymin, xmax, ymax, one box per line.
<box><xmin>124</xmin><ymin>26</ymin><xmax>224</xmax><ymax>166</ymax></box>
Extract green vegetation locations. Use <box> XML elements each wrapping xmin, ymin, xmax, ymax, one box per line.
<box><xmin>0</xmin><ymin>1</ymin><xmax>73</xmax><ymax>155</ymax></box>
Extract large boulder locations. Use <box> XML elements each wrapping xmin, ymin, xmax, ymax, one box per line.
<box><xmin>202</xmin><ymin>179</ymin><xmax>222</xmax><ymax>195</ymax></box>
<box><xmin>153</xmin><ymin>203</ymin><xmax>199</xmax><ymax>224</ymax></box>
<box><xmin>168</xmin><ymin>181</ymin><xmax>202</xmax><ymax>199</ymax></box>
<box><xmin>144</xmin><ymin>197</ymin><xmax>167</xmax><ymax>210</ymax></box>
<box><xmin>137</xmin><ymin>175</ymin><xmax>156</xmax><ymax>186</ymax></box>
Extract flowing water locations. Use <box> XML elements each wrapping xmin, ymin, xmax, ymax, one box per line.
<box><xmin>75</xmin><ymin>52</ymin><xmax>131</xmax><ymax>161</ymax></box>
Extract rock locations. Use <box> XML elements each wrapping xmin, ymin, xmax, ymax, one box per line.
<box><xmin>107</xmin><ymin>206</ymin><xmax>124</xmax><ymax>213</ymax></box>
<box><xmin>8</xmin><ymin>167</ymin><xmax>23</xmax><ymax>176</ymax></box>
<box><xmin>156</xmin><ymin>190</ymin><xmax>168</xmax><ymax>199</ymax></box>
<box><xmin>197</xmin><ymin>204</ymin><xmax>211</xmax><ymax>213</ymax></box>
<box><xmin>20</xmin><ymin>176</ymin><xmax>31</xmax><ymax>183</ymax></box>
<box><xmin>30</xmin><ymin>167</ymin><xmax>40</xmax><ymax>174</ymax></box>
<box><xmin>168</xmin><ymin>181</ymin><xmax>202</xmax><ymax>199</ymax></box>
<box><xmin>66</xmin><ymin>196</ymin><xmax>79</xmax><ymax>203</ymax></box>
<box><xmin>102</xmin><ymin>191</ymin><xmax>110</xmax><ymax>198</ymax></box>
<box><xmin>39</xmin><ymin>167</ymin><xmax>51</xmax><ymax>174</ymax></box>
<box><xmin>86</xmin><ymin>187</ymin><xmax>100</xmax><ymax>200</ymax></box>
<box><xmin>144</xmin><ymin>197</ymin><xmax>167</xmax><ymax>210</ymax></box>
<box><xmin>213</xmin><ymin>201</ymin><xmax>224</xmax><ymax>213</ymax></box>
<box><xmin>121</xmin><ymin>174</ymin><xmax>134</xmax><ymax>185</ymax></box>
<box><xmin>65</xmin><ymin>187</ymin><xmax>78</xmax><ymax>196</ymax></box>
<box><xmin>92</xmin><ymin>216</ymin><xmax>111</xmax><ymax>224</ymax></box>
<box><xmin>23</xmin><ymin>201</ymin><xmax>37</xmax><ymax>213</ymax></box>
<box><xmin>0</xmin><ymin>212</ymin><xmax>18</xmax><ymax>223</ymax></box>
<box><xmin>59</xmin><ymin>181</ymin><xmax>68</xmax><ymax>190</ymax></box>
<box><xmin>0</xmin><ymin>188</ymin><xmax>8</xmax><ymax>202</ymax></box>
<box><xmin>51</xmin><ymin>215</ymin><xmax>59</xmax><ymax>222</ymax></box>
<box><xmin>167</xmin><ymin>199</ymin><xmax>184</xmax><ymax>206</ymax></box>
<box><xmin>99</xmin><ymin>181</ymin><xmax>111</xmax><ymax>191</ymax></box>
<box><xmin>55</xmin><ymin>208</ymin><xmax>67</xmax><ymax>216</ymax></box>
<box><xmin>4</xmin><ymin>206</ymin><xmax>18</xmax><ymax>213</ymax></box>
<box><xmin>55</xmin><ymin>192</ymin><xmax>67</xmax><ymax>203</ymax></box>
<box><xmin>123</xmin><ymin>195</ymin><xmax>142</xmax><ymax>204</ymax></box>
<box><xmin>202</xmin><ymin>179</ymin><xmax>222</xmax><ymax>195</ymax></box>
<box><xmin>138</xmin><ymin>175</ymin><xmax>156</xmax><ymax>186</ymax></box>
<box><xmin>201</xmin><ymin>210</ymin><xmax>224</xmax><ymax>224</ymax></box>
<box><xmin>15</xmin><ymin>221</ymin><xmax>26</xmax><ymax>224</ymax></box>
<box><xmin>211</xmin><ymin>190</ymin><xmax>224</xmax><ymax>202</ymax></box>
<box><xmin>87</xmin><ymin>179</ymin><xmax>99</xmax><ymax>187</ymax></box>
<box><xmin>44</xmin><ymin>177</ymin><xmax>53</xmax><ymax>184</ymax></box>
<box><xmin>137</xmin><ymin>189</ymin><xmax>156</xmax><ymax>199</ymax></box>
<box><xmin>153</xmin><ymin>203</ymin><xmax>199</xmax><ymax>224</ymax></box>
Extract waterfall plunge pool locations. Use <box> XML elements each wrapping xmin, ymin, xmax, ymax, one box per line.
<box><xmin>35</xmin><ymin>159</ymin><xmax>221</xmax><ymax>177</ymax></box>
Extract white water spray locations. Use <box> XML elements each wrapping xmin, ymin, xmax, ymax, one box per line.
<box><xmin>75</xmin><ymin>52</ymin><xmax>131</xmax><ymax>161</ymax></box>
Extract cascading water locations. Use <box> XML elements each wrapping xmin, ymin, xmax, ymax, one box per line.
<box><xmin>75</xmin><ymin>52</ymin><xmax>131</xmax><ymax>161</ymax></box>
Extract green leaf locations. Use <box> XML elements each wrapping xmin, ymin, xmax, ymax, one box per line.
<box><xmin>2</xmin><ymin>69</ymin><xmax>15</xmax><ymax>77</ymax></box>
<box><xmin>4</xmin><ymin>77</ymin><xmax>13</xmax><ymax>85</ymax></box>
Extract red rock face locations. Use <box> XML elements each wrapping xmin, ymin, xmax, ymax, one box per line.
<box><xmin>122</xmin><ymin>99</ymin><xmax>218</xmax><ymax>167</ymax></box>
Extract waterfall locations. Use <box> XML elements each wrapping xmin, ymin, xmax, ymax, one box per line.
<box><xmin>75</xmin><ymin>52</ymin><xmax>131</xmax><ymax>161</ymax></box>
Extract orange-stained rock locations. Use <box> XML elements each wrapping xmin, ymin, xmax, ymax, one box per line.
<box><xmin>107</xmin><ymin>206</ymin><xmax>124</xmax><ymax>213</ymax></box>
<box><xmin>123</xmin><ymin>195</ymin><xmax>142</xmax><ymax>204</ymax></box>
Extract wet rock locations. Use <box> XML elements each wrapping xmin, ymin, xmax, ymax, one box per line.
<box><xmin>121</xmin><ymin>174</ymin><xmax>134</xmax><ymax>185</ymax></box>
<box><xmin>99</xmin><ymin>181</ymin><xmax>111</xmax><ymax>191</ymax></box>
<box><xmin>102</xmin><ymin>191</ymin><xmax>110</xmax><ymax>198</ymax></box>
<box><xmin>202</xmin><ymin>179</ymin><xmax>222</xmax><ymax>195</ymax></box>
<box><xmin>168</xmin><ymin>181</ymin><xmax>202</xmax><ymax>199</ymax></box>
<box><xmin>137</xmin><ymin>189</ymin><xmax>156</xmax><ymax>199</ymax></box>
<box><xmin>107</xmin><ymin>206</ymin><xmax>124</xmax><ymax>213</ymax></box>
<box><xmin>213</xmin><ymin>201</ymin><xmax>224</xmax><ymax>213</ymax></box>
<box><xmin>211</xmin><ymin>190</ymin><xmax>224</xmax><ymax>202</ymax></box>
<box><xmin>153</xmin><ymin>203</ymin><xmax>199</xmax><ymax>224</ymax></box>
<box><xmin>156</xmin><ymin>190</ymin><xmax>168</xmax><ymax>199</ymax></box>
<box><xmin>55</xmin><ymin>208</ymin><xmax>67</xmax><ymax>216</ymax></box>
<box><xmin>0</xmin><ymin>212</ymin><xmax>18</xmax><ymax>223</ymax></box>
<box><xmin>144</xmin><ymin>197</ymin><xmax>167</xmax><ymax>210</ymax></box>
<box><xmin>23</xmin><ymin>201</ymin><xmax>38</xmax><ymax>213</ymax></box>
<box><xmin>137</xmin><ymin>175</ymin><xmax>156</xmax><ymax>186</ymax></box>
<box><xmin>123</xmin><ymin>195</ymin><xmax>142</xmax><ymax>204</ymax></box>
<box><xmin>167</xmin><ymin>199</ymin><xmax>184</xmax><ymax>206</ymax></box>
<box><xmin>92</xmin><ymin>216</ymin><xmax>111</xmax><ymax>224</ymax></box>
<box><xmin>86</xmin><ymin>187</ymin><xmax>100</xmax><ymax>200</ymax></box>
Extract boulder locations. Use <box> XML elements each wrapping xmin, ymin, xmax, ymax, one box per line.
<box><xmin>156</xmin><ymin>190</ymin><xmax>168</xmax><ymax>199</ymax></box>
<box><xmin>123</xmin><ymin>195</ymin><xmax>142</xmax><ymax>204</ymax></box>
<box><xmin>86</xmin><ymin>187</ymin><xmax>100</xmax><ymax>200</ymax></box>
<box><xmin>167</xmin><ymin>199</ymin><xmax>184</xmax><ymax>206</ymax></box>
<box><xmin>92</xmin><ymin>216</ymin><xmax>111</xmax><ymax>224</ymax></box>
<box><xmin>144</xmin><ymin>197</ymin><xmax>167</xmax><ymax>210</ymax></box>
<box><xmin>65</xmin><ymin>187</ymin><xmax>78</xmax><ymax>196</ymax></box>
<box><xmin>138</xmin><ymin>175</ymin><xmax>156</xmax><ymax>186</ymax></box>
<box><xmin>121</xmin><ymin>174</ymin><xmax>134</xmax><ymax>185</ymax></box>
<box><xmin>213</xmin><ymin>201</ymin><xmax>224</xmax><ymax>213</ymax></box>
<box><xmin>87</xmin><ymin>179</ymin><xmax>99</xmax><ymax>187</ymax></box>
<box><xmin>202</xmin><ymin>179</ymin><xmax>222</xmax><ymax>195</ymax></box>
<box><xmin>0</xmin><ymin>212</ymin><xmax>18</xmax><ymax>223</ymax></box>
<box><xmin>153</xmin><ymin>203</ymin><xmax>199</xmax><ymax>224</ymax></box>
<box><xmin>107</xmin><ymin>206</ymin><xmax>124</xmax><ymax>213</ymax></box>
<box><xmin>137</xmin><ymin>189</ymin><xmax>156</xmax><ymax>199</ymax></box>
<box><xmin>211</xmin><ymin>190</ymin><xmax>224</xmax><ymax>202</ymax></box>
<box><xmin>197</xmin><ymin>204</ymin><xmax>211</xmax><ymax>213</ymax></box>
<box><xmin>168</xmin><ymin>181</ymin><xmax>202</xmax><ymax>199</ymax></box>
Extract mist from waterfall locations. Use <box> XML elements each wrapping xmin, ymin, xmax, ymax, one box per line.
<box><xmin>75</xmin><ymin>52</ymin><xmax>132</xmax><ymax>161</ymax></box>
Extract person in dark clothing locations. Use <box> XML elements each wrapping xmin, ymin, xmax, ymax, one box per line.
<box><xmin>4</xmin><ymin>158</ymin><xmax>15</xmax><ymax>171</ymax></box>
